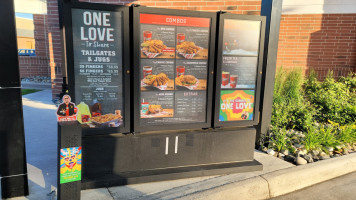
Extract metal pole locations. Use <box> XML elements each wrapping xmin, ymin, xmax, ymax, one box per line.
<box><xmin>256</xmin><ymin>0</ymin><xmax>283</xmax><ymax>144</ymax></box>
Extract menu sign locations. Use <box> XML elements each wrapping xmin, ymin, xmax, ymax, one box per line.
<box><xmin>139</xmin><ymin>13</ymin><xmax>210</xmax><ymax>125</ymax></box>
<box><xmin>219</xmin><ymin>19</ymin><xmax>261</xmax><ymax>122</ymax></box>
<box><xmin>71</xmin><ymin>9</ymin><xmax>124</xmax><ymax>128</ymax></box>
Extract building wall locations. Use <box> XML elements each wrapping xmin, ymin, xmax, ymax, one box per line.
<box><xmin>278</xmin><ymin>0</ymin><xmax>356</xmax><ymax>78</ymax></box>
<box><xmin>277</xmin><ymin>14</ymin><xmax>356</xmax><ymax>78</ymax></box>
<box><xmin>19</xmin><ymin>56</ymin><xmax>50</xmax><ymax>77</ymax></box>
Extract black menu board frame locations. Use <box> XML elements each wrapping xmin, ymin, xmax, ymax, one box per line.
<box><xmin>132</xmin><ymin>6</ymin><xmax>216</xmax><ymax>132</ymax></box>
<box><xmin>213</xmin><ymin>13</ymin><xmax>266</xmax><ymax>127</ymax></box>
<box><xmin>62</xmin><ymin>1</ymin><xmax>131</xmax><ymax>135</ymax></box>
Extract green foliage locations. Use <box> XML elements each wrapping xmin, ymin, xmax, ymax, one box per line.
<box><xmin>21</xmin><ymin>89</ymin><xmax>41</xmax><ymax>95</ymax></box>
<box><xmin>304</xmin><ymin>71</ymin><xmax>356</xmax><ymax>125</ymax></box>
<box><xmin>265</xmin><ymin>69</ymin><xmax>356</xmax><ymax>154</ymax></box>
<box><xmin>271</xmin><ymin>68</ymin><xmax>316</xmax><ymax>131</ymax></box>
<box><xmin>268</xmin><ymin>127</ymin><xmax>290</xmax><ymax>152</ymax></box>
<box><xmin>303</xmin><ymin>126</ymin><xmax>321</xmax><ymax>152</ymax></box>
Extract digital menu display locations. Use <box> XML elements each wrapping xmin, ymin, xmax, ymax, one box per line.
<box><xmin>139</xmin><ymin>13</ymin><xmax>210</xmax><ymax>125</ymax></box>
<box><xmin>219</xmin><ymin>19</ymin><xmax>261</xmax><ymax>121</ymax></box>
<box><xmin>71</xmin><ymin>9</ymin><xmax>124</xmax><ymax>128</ymax></box>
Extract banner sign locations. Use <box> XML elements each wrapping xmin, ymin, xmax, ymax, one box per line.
<box><xmin>219</xmin><ymin>90</ymin><xmax>254</xmax><ymax>121</ymax></box>
<box><xmin>60</xmin><ymin>147</ymin><xmax>82</xmax><ymax>184</ymax></box>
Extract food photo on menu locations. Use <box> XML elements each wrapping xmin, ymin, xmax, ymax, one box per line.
<box><xmin>76</xmin><ymin>100</ymin><xmax>123</xmax><ymax>128</ymax></box>
<box><xmin>140</xmin><ymin>60</ymin><xmax>175</xmax><ymax>91</ymax></box>
<box><xmin>140</xmin><ymin>92</ymin><xmax>174</xmax><ymax>118</ymax></box>
<box><xmin>222</xmin><ymin>19</ymin><xmax>261</xmax><ymax>56</ymax></box>
<box><xmin>140</xmin><ymin>24</ymin><xmax>176</xmax><ymax>59</ymax></box>
<box><xmin>175</xmin><ymin>26</ymin><xmax>209</xmax><ymax>60</ymax></box>
<box><xmin>221</xmin><ymin>57</ymin><xmax>258</xmax><ymax>89</ymax></box>
<box><xmin>175</xmin><ymin>60</ymin><xmax>207</xmax><ymax>90</ymax></box>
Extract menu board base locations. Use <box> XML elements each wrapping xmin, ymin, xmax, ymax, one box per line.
<box><xmin>81</xmin><ymin>159</ymin><xmax>262</xmax><ymax>190</ymax></box>
<box><xmin>81</xmin><ymin>127</ymin><xmax>261</xmax><ymax>189</ymax></box>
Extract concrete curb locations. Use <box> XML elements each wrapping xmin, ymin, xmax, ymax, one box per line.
<box><xmin>178</xmin><ymin>153</ymin><xmax>356</xmax><ymax>200</ymax></box>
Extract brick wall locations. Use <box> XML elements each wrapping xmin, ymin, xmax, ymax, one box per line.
<box><xmin>19</xmin><ymin>56</ymin><xmax>50</xmax><ymax>77</ymax></box>
<box><xmin>47</xmin><ymin>0</ymin><xmax>64</xmax><ymax>99</ymax></box>
<box><xmin>78</xmin><ymin>0</ymin><xmax>261</xmax><ymax>14</ymax></box>
<box><xmin>277</xmin><ymin>14</ymin><xmax>356</xmax><ymax>78</ymax></box>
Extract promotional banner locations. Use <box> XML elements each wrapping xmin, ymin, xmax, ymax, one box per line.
<box><xmin>219</xmin><ymin>90</ymin><xmax>254</xmax><ymax>121</ymax></box>
<box><xmin>71</xmin><ymin>9</ymin><xmax>123</xmax><ymax>128</ymax></box>
<box><xmin>60</xmin><ymin>147</ymin><xmax>82</xmax><ymax>184</ymax></box>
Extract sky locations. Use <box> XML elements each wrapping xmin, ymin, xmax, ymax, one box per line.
<box><xmin>15</xmin><ymin>13</ymin><xmax>33</xmax><ymax>20</ymax></box>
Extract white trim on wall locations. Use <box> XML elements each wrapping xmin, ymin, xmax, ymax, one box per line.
<box><xmin>282</xmin><ymin>0</ymin><xmax>356</xmax><ymax>14</ymax></box>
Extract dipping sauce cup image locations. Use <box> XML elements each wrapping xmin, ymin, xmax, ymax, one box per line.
<box><xmin>177</xmin><ymin>33</ymin><xmax>185</xmax><ymax>45</ymax></box>
<box><xmin>141</xmin><ymin>102</ymin><xmax>149</xmax><ymax>115</ymax></box>
<box><xmin>230</xmin><ymin>75</ymin><xmax>238</xmax><ymax>88</ymax></box>
<box><xmin>143</xmin><ymin>66</ymin><xmax>153</xmax><ymax>78</ymax></box>
<box><xmin>143</xmin><ymin>31</ymin><xmax>152</xmax><ymax>42</ymax></box>
<box><xmin>176</xmin><ymin>66</ymin><xmax>185</xmax><ymax>77</ymax></box>
<box><xmin>221</xmin><ymin>71</ymin><xmax>230</xmax><ymax>86</ymax></box>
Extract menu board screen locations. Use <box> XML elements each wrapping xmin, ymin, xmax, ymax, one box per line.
<box><xmin>219</xmin><ymin>19</ymin><xmax>261</xmax><ymax>122</ymax></box>
<box><xmin>71</xmin><ymin>9</ymin><xmax>124</xmax><ymax>128</ymax></box>
<box><xmin>139</xmin><ymin>13</ymin><xmax>210</xmax><ymax>125</ymax></box>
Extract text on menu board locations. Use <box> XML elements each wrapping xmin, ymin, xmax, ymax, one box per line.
<box><xmin>72</xmin><ymin>9</ymin><xmax>123</xmax><ymax>129</ymax></box>
<box><xmin>139</xmin><ymin>13</ymin><xmax>210</xmax><ymax>126</ymax></box>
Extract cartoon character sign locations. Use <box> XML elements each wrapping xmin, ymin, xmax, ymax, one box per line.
<box><xmin>57</xmin><ymin>94</ymin><xmax>78</xmax><ymax>121</ymax></box>
<box><xmin>60</xmin><ymin>147</ymin><xmax>82</xmax><ymax>184</ymax></box>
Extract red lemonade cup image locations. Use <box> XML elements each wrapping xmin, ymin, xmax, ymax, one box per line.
<box><xmin>177</xmin><ymin>33</ymin><xmax>185</xmax><ymax>45</ymax></box>
<box><xmin>230</xmin><ymin>75</ymin><xmax>238</xmax><ymax>88</ymax></box>
<box><xmin>176</xmin><ymin>66</ymin><xmax>185</xmax><ymax>77</ymax></box>
<box><xmin>143</xmin><ymin>30</ymin><xmax>152</xmax><ymax>42</ymax></box>
<box><xmin>143</xmin><ymin>66</ymin><xmax>152</xmax><ymax>78</ymax></box>
<box><xmin>222</xmin><ymin>71</ymin><xmax>230</xmax><ymax>86</ymax></box>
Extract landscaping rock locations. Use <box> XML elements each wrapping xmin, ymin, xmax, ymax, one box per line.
<box><xmin>319</xmin><ymin>152</ymin><xmax>330</xmax><ymax>160</ymax></box>
<box><xmin>295</xmin><ymin>156</ymin><xmax>307</xmax><ymax>165</ymax></box>
<box><xmin>281</xmin><ymin>149</ymin><xmax>289</xmax><ymax>156</ymax></box>
<box><xmin>302</xmin><ymin>154</ymin><xmax>313</xmax><ymax>163</ymax></box>
<box><xmin>278</xmin><ymin>153</ymin><xmax>285</xmax><ymax>159</ymax></box>
<box><xmin>296</xmin><ymin>150</ymin><xmax>307</xmax><ymax>156</ymax></box>
<box><xmin>326</xmin><ymin>147</ymin><xmax>334</xmax><ymax>152</ymax></box>
<box><xmin>294</xmin><ymin>143</ymin><xmax>304</xmax><ymax>149</ymax></box>
<box><xmin>267</xmin><ymin>149</ymin><xmax>275</xmax><ymax>156</ymax></box>
<box><xmin>311</xmin><ymin>150</ymin><xmax>320</xmax><ymax>156</ymax></box>
<box><xmin>334</xmin><ymin>154</ymin><xmax>341</xmax><ymax>157</ymax></box>
<box><xmin>335</xmin><ymin>145</ymin><xmax>342</xmax><ymax>150</ymax></box>
<box><xmin>343</xmin><ymin>150</ymin><xmax>349</xmax><ymax>155</ymax></box>
<box><xmin>284</xmin><ymin>155</ymin><xmax>296</xmax><ymax>163</ymax></box>
<box><xmin>262</xmin><ymin>146</ymin><xmax>268</xmax><ymax>153</ymax></box>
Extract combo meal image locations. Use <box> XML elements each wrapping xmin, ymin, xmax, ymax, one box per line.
<box><xmin>142</xmin><ymin>72</ymin><xmax>173</xmax><ymax>90</ymax></box>
<box><xmin>176</xmin><ymin>41</ymin><xmax>202</xmax><ymax>59</ymax></box>
<box><xmin>141</xmin><ymin>102</ymin><xmax>174</xmax><ymax>118</ymax></box>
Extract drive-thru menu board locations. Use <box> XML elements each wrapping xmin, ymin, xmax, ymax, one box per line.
<box><xmin>71</xmin><ymin>8</ymin><xmax>124</xmax><ymax>129</ymax></box>
<box><xmin>215</xmin><ymin>15</ymin><xmax>265</xmax><ymax>126</ymax></box>
<box><xmin>138</xmin><ymin>13</ymin><xmax>211</xmax><ymax>126</ymax></box>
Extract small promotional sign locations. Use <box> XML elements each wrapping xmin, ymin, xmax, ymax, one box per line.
<box><xmin>60</xmin><ymin>146</ymin><xmax>82</xmax><ymax>184</ymax></box>
<box><xmin>56</xmin><ymin>95</ymin><xmax>78</xmax><ymax>122</ymax></box>
<box><xmin>219</xmin><ymin>90</ymin><xmax>254</xmax><ymax>121</ymax></box>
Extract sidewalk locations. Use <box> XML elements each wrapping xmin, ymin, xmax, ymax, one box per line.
<box><xmin>5</xmin><ymin>89</ymin><xmax>356</xmax><ymax>200</ymax></box>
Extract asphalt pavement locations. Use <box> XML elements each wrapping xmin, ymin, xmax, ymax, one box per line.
<box><xmin>271</xmin><ymin>171</ymin><xmax>356</xmax><ymax>200</ymax></box>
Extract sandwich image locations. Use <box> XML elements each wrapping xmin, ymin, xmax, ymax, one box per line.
<box><xmin>175</xmin><ymin>75</ymin><xmax>197</xmax><ymax>86</ymax></box>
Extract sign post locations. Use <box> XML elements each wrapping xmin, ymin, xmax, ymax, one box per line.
<box><xmin>57</xmin><ymin>121</ymin><xmax>82</xmax><ymax>200</ymax></box>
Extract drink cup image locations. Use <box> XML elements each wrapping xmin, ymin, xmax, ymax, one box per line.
<box><xmin>221</xmin><ymin>71</ymin><xmax>230</xmax><ymax>86</ymax></box>
<box><xmin>177</xmin><ymin>33</ymin><xmax>185</xmax><ymax>45</ymax></box>
<box><xmin>143</xmin><ymin>30</ymin><xmax>152</xmax><ymax>42</ymax></box>
<box><xmin>141</xmin><ymin>102</ymin><xmax>149</xmax><ymax>115</ymax></box>
<box><xmin>143</xmin><ymin>66</ymin><xmax>153</xmax><ymax>78</ymax></box>
<box><xmin>176</xmin><ymin>66</ymin><xmax>185</xmax><ymax>77</ymax></box>
<box><xmin>230</xmin><ymin>75</ymin><xmax>238</xmax><ymax>88</ymax></box>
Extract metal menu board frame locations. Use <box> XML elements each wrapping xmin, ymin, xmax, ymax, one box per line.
<box><xmin>62</xmin><ymin>1</ymin><xmax>130</xmax><ymax>135</ymax></box>
<box><xmin>132</xmin><ymin>6</ymin><xmax>216</xmax><ymax>132</ymax></box>
<box><xmin>213</xmin><ymin>13</ymin><xmax>266</xmax><ymax>127</ymax></box>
